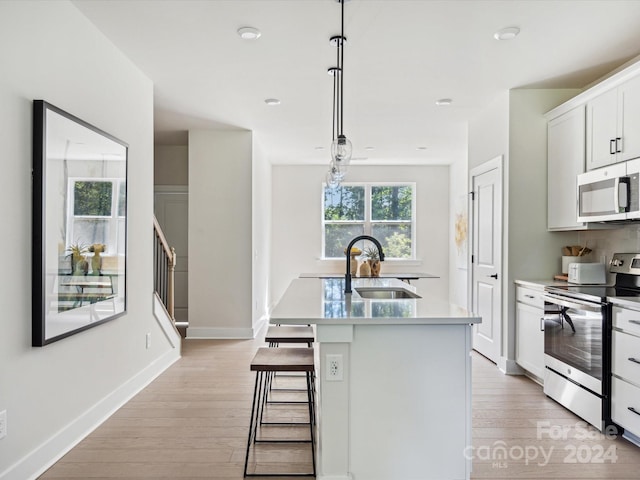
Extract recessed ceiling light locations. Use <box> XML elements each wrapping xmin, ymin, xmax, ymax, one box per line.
<box><xmin>364</xmin><ymin>146</ymin><xmax>375</xmax><ymax>151</ymax></box>
<box><xmin>494</xmin><ymin>27</ymin><xmax>520</xmax><ymax>41</ymax></box>
<box><xmin>237</xmin><ymin>27</ymin><xmax>261</xmax><ymax>40</ymax></box>
<box><xmin>417</xmin><ymin>146</ymin><xmax>428</xmax><ymax>151</ymax></box>
<box><xmin>315</xmin><ymin>146</ymin><xmax>325</xmax><ymax>150</ymax></box>
<box><xmin>264</xmin><ymin>98</ymin><xmax>280</xmax><ymax>106</ymax></box>
<box><xmin>435</xmin><ymin>98</ymin><xmax>452</xmax><ymax>106</ymax></box>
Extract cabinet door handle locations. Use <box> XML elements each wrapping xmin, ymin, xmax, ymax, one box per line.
<box><xmin>629</xmin><ymin>320</ymin><xmax>640</xmax><ymax>325</ymax></box>
<box><xmin>616</xmin><ymin>137</ymin><xmax>622</xmax><ymax>153</ymax></box>
<box><xmin>540</xmin><ymin>317</ymin><xmax>545</xmax><ymax>332</ymax></box>
<box><xmin>525</xmin><ymin>294</ymin><xmax>535</xmax><ymax>299</ymax></box>
<box><xmin>610</xmin><ymin>139</ymin><xmax>616</xmax><ymax>155</ymax></box>
<box><xmin>629</xmin><ymin>406</ymin><xmax>640</xmax><ymax>417</ymax></box>
<box><xmin>629</xmin><ymin>357</ymin><xmax>640</xmax><ymax>365</ymax></box>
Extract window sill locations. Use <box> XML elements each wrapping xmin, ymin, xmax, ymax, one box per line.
<box><xmin>317</xmin><ymin>258</ymin><xmax>423</xmax><ymax>267</ymax></box>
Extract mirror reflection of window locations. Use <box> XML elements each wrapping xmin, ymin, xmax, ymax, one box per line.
<box><xmin>67</xmin><ymin>179</ymin><xmax>125</xmax><ymax>256</ymax></box>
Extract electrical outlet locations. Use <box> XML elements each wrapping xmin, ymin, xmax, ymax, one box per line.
<box><xmin>0</xmin><ymin>410</ymin><xmax>7</xmax><ymax>440</ymax></box>
<box><xmin>145</xmin><ymin>333</ymin><xmax>151</xmax><ymax>349</ymax></box>
<box><xmin>326</xmin><ymin>354</ymin><xmax>343</xmax><ymax>381</ymax></box>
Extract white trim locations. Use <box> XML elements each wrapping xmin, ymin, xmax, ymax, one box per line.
<box><xmin>252</xmin><ymin>315</ymin><xmax>269</xmax><ymax>338</ymax></box>
<box><xmin>154</xmin><ymin>185</ymin><xmax>189</xmax><ymax>193</ymax></box>
<box><xmin>497</xmin><ymin>356</ymin><xmax>524</xmax><ymax>375</ymax></box>
<box><xmin>0</xmin><ymin>349</ymin><xmax>180</xmax><ymax>480</ymax></box>
<box><xmin>186</xmin><ymin>326</ymin><xmax>254</xmax><ymax>339</ymax></box>
<box><xmin>152</xmin><ymin>293</ymin><xmax>182</xmax><ymax>349</ymax></box>
<box><xmin>318</xmin><ymin>476</ymin><xmax>353</xmax><ymax>480</ymax></box>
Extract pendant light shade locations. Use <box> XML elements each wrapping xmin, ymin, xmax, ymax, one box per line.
<box><xmin>325</xmin><ymin>0</ymin><xmax>351</xmax><ymax>188</ymax></box>
<box><xmin>331</xmin><ymin>134</ymin><xmax>352</xmax><ymax>166</ymax></box>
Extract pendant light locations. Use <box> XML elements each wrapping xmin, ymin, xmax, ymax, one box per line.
<box><xmin>326</xmin><ymin>0</ymin><xmax>351</xmax><ymax>189</ymax></box>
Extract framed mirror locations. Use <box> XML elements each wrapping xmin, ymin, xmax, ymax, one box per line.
<box><xmin>32</xmin><ymin>100</ymin><xmax>128</xmax><ymax>346</ymax></box>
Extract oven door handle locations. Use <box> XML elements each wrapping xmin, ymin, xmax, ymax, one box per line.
<box><xmin>542</xmin><ymin>293</ymin><xmax>602</xmax><ymax>313</ymax></box>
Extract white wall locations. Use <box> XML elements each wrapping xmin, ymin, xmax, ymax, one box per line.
<box><xmin>0</xmin><ymin>2</ymin><xmax>178</xmax><ymax>479</ymax></box>
<box><xmin>252</xmin><ymin>140</ymin><xmax>271</xmax><ymax>331</ymax></box>
<box><xmin>468</xmin><ymin>92</ymin><xmax>510</xmax><ymax>172</ymax></box>
<box><xmin>155</xmin><ymin>145</ymin><xmax>188</xmax><ymax>186</ymax></box>
<box><xmin>187</xmin><ymin>130</ymin><xmax>254</xmax><ymax>338</ymax></box>
<box><xmin>449</xmin><ymin>156</ymin><xmax>469</xmax><ymax>309</ymax></box>
<box><xmin>270</xmin><ymin>164</ymin><xmax>450</xmax><ymax>308</ymax></box>
<box><xmin>579</xmin><ymin>226</ymin><xmax>640</xmax><ymax>284</ymax></box>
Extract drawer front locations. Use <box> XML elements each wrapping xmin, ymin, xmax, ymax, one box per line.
<box><xmin>516</xmin><ymin>286</ymin><xmax>544</xmax><ymax>309</ymax></box>
<box><xmin>612</xmin><ymin>331</ymin><xmax>640</xmax><ymax>385</ymax></box>
<box><xmin>611</xmin><ymin>377</ymin><xmax>640</xmax><ymax>436</ymax></box>
<box><xmin>613</xmin><ymin>306</ymin><xmax>640</xmax><ymax>336</ymax></box>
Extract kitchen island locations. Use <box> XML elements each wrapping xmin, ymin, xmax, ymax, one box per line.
<box><xmin>270</xmin><ymin>277</ymin><xmax>481</xmax><ymax>480</ymax></box>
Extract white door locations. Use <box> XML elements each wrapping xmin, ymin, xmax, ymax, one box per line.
<box><xmin>470</xmin><ymin>157</ymin><xmax>502</xmax><ymax>363</ymax></box>
<box><xmin>154</xmin><ymin>187</ymin><xmax>189</xmax><ymax>323</ymax></box>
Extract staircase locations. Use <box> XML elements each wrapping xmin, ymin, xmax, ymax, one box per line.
<box><xmin>153</xmin><ymin>216</ymin><xmax>179</xmax><ymax>330</ymax></box>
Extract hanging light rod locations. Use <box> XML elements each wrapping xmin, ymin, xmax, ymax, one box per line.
<box><xmin>325</xmin><ymin>0</ymin><xmax>352</xmax><ymax>189</ymax></box>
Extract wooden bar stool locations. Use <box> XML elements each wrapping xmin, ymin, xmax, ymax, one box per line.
<box><xmin>265</xmin><ymin>325</ymin><xmax>314</xmax><ymax>347</ymax></box>
<box><xmin>244</xmin><ymin>347</ymin><xmax>316</xmax><ymax>477</ymax></box>
<box><xmin>264</xmin><ymin>325</ymin><xmax>315</xmax><ymax>396</ymax></box>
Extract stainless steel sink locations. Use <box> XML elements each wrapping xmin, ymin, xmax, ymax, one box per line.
<box><xmin>354</xmin><ymin>287</ymin><xmax>421</xmax><ymax>299</ymax></box>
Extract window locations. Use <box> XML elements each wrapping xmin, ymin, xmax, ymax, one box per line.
<box><xmin>322</xmin><ymin>183</ymin><xmax>415</xmax><ymax>259</ymax></box>
<box><xmin>67</xmin><ymin>179</ymin><xmax>126</xmax><ymax>256</ymax></box>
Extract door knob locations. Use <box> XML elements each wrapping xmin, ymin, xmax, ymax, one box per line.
<box><xmin>487</xmin><ymin>273</ymin><xmax>498</xmax><ymax>279</ymax></box>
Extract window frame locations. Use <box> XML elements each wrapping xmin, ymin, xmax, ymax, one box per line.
<box><xmin>321</xmin><ymin>181</ymin><xmax>416</xmax><ymax>260</ymax></box>
<box><xmin>66</xmin><ymin>177</ymin><xmax>126</xmax><ymax>256</ymax></box>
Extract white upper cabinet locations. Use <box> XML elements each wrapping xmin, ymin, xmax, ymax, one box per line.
<box><xmin>586</xmin><ymin>75</ymin><xmax>640</xmax><ymax>170</ymax></box>
<box><xmin>619</xmin><ymin>75</ymin><xmax>640</xmax><ymax>162</ymax></box>
<box><xmin>548</xmin><ymin>106</ymin><xmax>587</xmax><ymax>230</ymax></box>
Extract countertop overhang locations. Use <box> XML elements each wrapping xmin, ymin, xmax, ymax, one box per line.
<box><xmin>270</xmin><ymin>277</ymin><xmax>481</xmax><ymax>326</ymax></box>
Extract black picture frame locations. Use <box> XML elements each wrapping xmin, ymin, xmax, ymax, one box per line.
<box><xmin>32</xmin><ymin>100</ymin><xmax>128</xmax><ymax>346</ymax></box>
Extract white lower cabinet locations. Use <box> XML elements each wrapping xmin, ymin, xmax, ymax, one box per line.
<box><xmin>516</xmin><ymin>286</ymin><xmax>545</xmax><ymax>380</ymax></box>
<box><xmin>611</xmin><ymin>306</ymin><xmax>640</xmax><ymax>443</ymax></box>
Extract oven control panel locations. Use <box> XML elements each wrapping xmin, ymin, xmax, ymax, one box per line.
<box><xmin>610</xmin><ymin>253</ymin><xmax>640</xmax><ymax>275</ymax></box>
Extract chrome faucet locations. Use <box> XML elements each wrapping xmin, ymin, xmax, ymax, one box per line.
<box><xmin>344</xmin><ymin>235</ymin><xmax>385</xmax><ymax>294</ymax></box>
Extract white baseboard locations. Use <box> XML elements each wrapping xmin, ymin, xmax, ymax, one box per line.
<box><xmin>0</xmin><ymin>348</ymin><xmax>180</xmax><ymax>480</ymax></box>
<box><xmin>318</xmin><ymin>475</ymin><xmax>353</xmax><ymax>480</ymax></box>
<box><xmin>497</xmin><ymin>356</ymin><xmax>524</xmax><ymax>375</ymax></box>
<box><xmin>186</xmin><ymin>326</ymin><xmax>254</xmax><ymax>339</ymax></box>
<box><xmin>252</xmin><ymin>315</ymin><xmax>269</xmax><ymax>338</ymax></box>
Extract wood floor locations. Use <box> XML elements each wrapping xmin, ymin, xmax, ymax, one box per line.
<box><xmin>40</xmin><ymin>333</ymin><xmax>640</xmax><ymax>479</ymax></box>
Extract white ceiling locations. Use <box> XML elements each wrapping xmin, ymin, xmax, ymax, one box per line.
<box><xmin>72</xmin><ymin>0</ymin><xmax>640</xmax><ymax>166</ymax></box>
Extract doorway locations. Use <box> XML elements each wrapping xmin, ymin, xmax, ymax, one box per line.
<box><xmin>154</xmin><ymin>186</ymin><xmax>189</xmax><ymax>324</ymax></box>
<box><xmin>469</xmin><ymin>156</ymin><xmax>503</xmax><ymax>363</ymax></box>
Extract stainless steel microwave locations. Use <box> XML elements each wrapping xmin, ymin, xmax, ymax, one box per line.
<box><xmin>577</xmin><ymin>160</ymin><xmax>640</xmax><ymax>222</ymax></box>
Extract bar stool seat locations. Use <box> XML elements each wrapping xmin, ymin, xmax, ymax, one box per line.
<box><xmin>265</xmin><ymin>325</ymin><xmax>314</xmax><ymax>347</ymax></box>
<box><xmin>244</xmin><ymin>347</ymin><xmax>316</xmax><ymax>477</ymax></box>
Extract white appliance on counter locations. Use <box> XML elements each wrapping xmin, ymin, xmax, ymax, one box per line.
<box><xmin>568</xmin><ymin>262</ymin><xmax>607</xmax><ymax>285</ymax></box>
<box><xmin>577</xmin><ymin>159</ymin><xmax>640</xmax><ymax>222</ymax></box>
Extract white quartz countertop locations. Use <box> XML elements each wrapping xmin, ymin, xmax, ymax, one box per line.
<box><xmin>270</xmin><ymin>277</ymin><xmax>481</xmax><ymax>325</ymax></box>
<box><xmin>515</xmin><ymin>278</ymin><xmax>570</xmax><ymax>289</ymax></box>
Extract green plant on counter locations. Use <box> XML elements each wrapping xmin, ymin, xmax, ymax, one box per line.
<box><xmin>363</xmin><ymin>246</ymin><xmax>379</xmax><ymax>260</ymax></box>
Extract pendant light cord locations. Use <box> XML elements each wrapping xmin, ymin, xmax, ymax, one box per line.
<box><xmin>339</xmin><ymin>0</ymin><xmax>345</xmax><ymax>137</ymax></box>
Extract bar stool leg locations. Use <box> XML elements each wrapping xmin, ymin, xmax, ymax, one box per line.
<box><xmin>307</xmin><ymin>371</ymin><xmax>316</xmax><ymax>476</ymax></box>
<box><xmin>243</xmin><ymin>370</ymin><xmax>261</xmax><ymax>477</ymax></box>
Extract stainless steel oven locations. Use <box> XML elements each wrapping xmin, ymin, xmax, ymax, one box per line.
<box><xmin>542</xmin><ymin>290</ymin><xmax>612</xmax><ymax>431</ymax></box>
<box><xmin>542</xmin><ymin>253</ymin><xmax>640</xmax><ymax>432</ymax></box>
